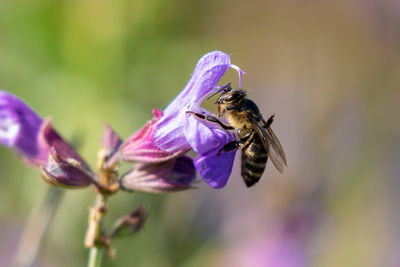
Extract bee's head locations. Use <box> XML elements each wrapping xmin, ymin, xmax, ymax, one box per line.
<box><xmin>216</xmin><ymin>88</ymin><xmax>246</xmax><ymax>105</ymax></box>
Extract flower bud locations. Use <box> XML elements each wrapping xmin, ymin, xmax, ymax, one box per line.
<box><xmin>110</xmin><ymin>206</ymin><xmax>147</xmax><ymax>238</ymax></box>
<box><xmin>120</xmin><ymin>155</ymin><xmax>196</xmax><ymax>194</ymax></box>
<box><xmin>39</xmin><ymin>120</ymin><xmax>94</xmax><ymax>188</ymax></box>
<box><xmin>101</xmin><ymin>123</ymin><xmax>122</xmax><ymax>161</ymax></box>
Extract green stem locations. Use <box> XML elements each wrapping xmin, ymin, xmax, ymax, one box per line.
<box><xmin>86</xmin><ymin>193</ymin><xmax>108</xmax><ymax>267</ymax></box>
<box><xmin>87</xmin><ymin>246</ymin><xmax>104</xmax><ymax>267</ymax></box>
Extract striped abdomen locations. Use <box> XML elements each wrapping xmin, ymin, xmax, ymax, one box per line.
<box><xmin>241</xmin><ymin>134</ymin><xmax>268</xmax><ymax>187</ymax></box>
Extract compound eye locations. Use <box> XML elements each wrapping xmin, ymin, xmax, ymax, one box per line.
<box><xmin>225</xmin><ymin>93</ymin><xmax>239</xmax><ymax>102</ymax></box>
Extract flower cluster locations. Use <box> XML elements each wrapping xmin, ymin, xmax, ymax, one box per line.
<box><xmin>0</xmin><ymin>51</ymin><xmax>244</xmax><ymax>191</ymax></box>
<box><xmin>0</xmin><ymin>51</ymin><xmax>249</xmax><ymax>266</ymax></box>
<box><xmin>120</xmin><ymin>51</ymin><xmax>244</xmax><ymax>190</ymax></box>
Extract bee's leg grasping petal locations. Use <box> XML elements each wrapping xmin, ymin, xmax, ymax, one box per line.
<box><xmin>186</xmin><ymin>111</ymin><xmax>234</xmax><ymax>131</ymax></box>
<box><xmin>217</xmin><ymin>131</ymin><xmax>254</xmax><ymax>155</ymax></box>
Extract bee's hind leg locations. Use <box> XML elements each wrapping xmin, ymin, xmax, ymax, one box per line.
<box><xmin>186</xmin><ymin>111</ymin><xmax>234</xmax><ymax>130</ymax></box>
<box><xmin>217</xmin><ymin>131</ymin><xmax>253</xmax><ymax>156</ymax></box>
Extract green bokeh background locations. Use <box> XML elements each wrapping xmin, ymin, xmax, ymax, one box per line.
<box><xmin>1</xmin><ymin>0</ymin><xmax>400</xmax><ymax>266</ymax></box>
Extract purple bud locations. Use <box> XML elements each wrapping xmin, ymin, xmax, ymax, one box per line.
<box><xmin>39</xmin><ymin>119</ymin><xmax>94</xmax><ymax>188</ymax></box>
<box><xmin>100</xmin><ymin>124</ymin><xmax>123</xmax><ymax>171</ymax></box>
<box><xmin>120</xmin><ymin>155</ymin><xmax>196</xmax><ymax>194</ymax></box>
<box><xmin>102</xmin><ymin>124</ymin><xmax>122</xmax><ymax>159</ymax></box>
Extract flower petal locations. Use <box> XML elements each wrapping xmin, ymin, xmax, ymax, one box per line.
<box><xmin>39</xmin><ymin>119</ymin><xmax>91</xmax><ymax>169</ymax></box>
<box><xmin>120</xmin><ymin>109</ymin><xmax>188</xmax><ymax>163</ymax></box>
<box><xmin>184</xmin><ymin>110</ymin><xmax>236</xmax><ymax>155</ymax></box>
<box><xmin>0</xmin><ymin>91</ymin><xmax>43</xmax><ymax>159</ymax></box>
<box><xmin>194</xmin><ymin>149</ymin><xmax>236</xmax><ymax>189</ymax></box>
<box><xmin>41</xmin><ymin>147</ymin><xmax>93</xmax><ymax>188</ymax></box>
<box><xmin>102</xmin><ymin>124</ymin><xmax>122</xmax><ymax>158</ymax></box>
<box><xmin>167</xmin><ymin>155</ymin><xmax>196</xmax><ymax>186</ymax></box>
<box><xmin>154</xmin><ymin>51</ymin><xmax>231</xmax><ymax>153</ymax></box>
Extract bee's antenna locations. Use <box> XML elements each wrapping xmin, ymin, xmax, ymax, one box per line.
<box><xmin>207</xmin><ymin>83</ymin><xmax>232</xmax><ymax>100</ymax></box>
<box><xmin>207</xmin><ymin>90</ymin><xmax>221</xmax><ymax>100</ymax></box>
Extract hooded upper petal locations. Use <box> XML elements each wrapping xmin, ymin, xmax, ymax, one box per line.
<box><xmin>153</xmin><ymin>51</ymin><xmax>232</xmax><ymax>153</ymax></box>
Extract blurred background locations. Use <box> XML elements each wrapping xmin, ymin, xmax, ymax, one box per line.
<box><xmin>1</xmin><ymin>0</ymin><xmax>400</xmax><ymax>266</ymax></box>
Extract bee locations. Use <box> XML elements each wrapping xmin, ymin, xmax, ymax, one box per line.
<box><xmin>187</xmin><ymin>84</ymin><xmax>287</xmax><ymax>187</ymax></box>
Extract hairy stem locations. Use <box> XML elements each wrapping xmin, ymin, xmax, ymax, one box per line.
<box><xmin>86</xmin><ymin>193</ymin><xmax>108</xmax><ymax>267</ymax></box>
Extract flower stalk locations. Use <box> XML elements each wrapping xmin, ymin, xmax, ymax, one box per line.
<box><xmin>85</xmin><ymin>128</ymin><xmax>122</xmax><ymax>266</ymax></box>
<box><xmin>87</xmin><ymin>246</ymin><xmax>104</xmax><ymax>267</ymax></box>
<box><xmin>85</xmin><ymin>193</ymin><xmax>109</xmax><ymax>267</ymax></box>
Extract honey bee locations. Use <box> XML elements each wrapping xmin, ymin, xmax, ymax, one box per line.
<box><xmin>187</xmin><ymin>84</ymin><xmax>287</xmax><ymax>187</ymax></box>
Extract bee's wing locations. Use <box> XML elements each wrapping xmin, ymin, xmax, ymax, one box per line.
<box><xmin>264</xmin><ymin>121</ymin><xmax>287</xmax><ymax>169</ymax></box>
<box><xmin>248</xmin><ymin>115</ymin><xmax>287</xmax><ymax>173</ymax></box>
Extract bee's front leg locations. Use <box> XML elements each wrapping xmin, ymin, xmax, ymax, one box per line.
<box><xmin>217</xmin><ymin>131</ymin><xmax>254</xmax><ymax>155</ymax></box>
<box><xmin>226</xmin><ymin>105</ymin><xmax>239</xmax><ymax>111</ymax></box>
<box><xmin>186</xmin><ymin>111</ymin><xmax>234</xmax><ymax>130</ymax></box>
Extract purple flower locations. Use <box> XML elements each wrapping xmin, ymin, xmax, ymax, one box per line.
<box><xmin>0</xmin><ymin>91</ymin><xmax>93</xmax><ymax>188</ymax></box>
<box><xmin>120</xmin><ymin>51</ymin><xmax>245</xmax><ymax>189</ymax></box>
<box><xmin>0</xmin><ymin>90</ymin><xmax>48</xmax><ymax>165</ymax></box>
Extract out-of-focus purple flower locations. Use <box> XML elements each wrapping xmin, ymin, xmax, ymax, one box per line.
<box><xmin>120</xmin><ymin>51</ymin><xmax>245</xmax><ymax>189</ymax></box>
<box><xmin>0</xmin><ymin>91</ymin><xmax>93</xmax><ymax>188</ymax></box>
<box><xmin>223</xmin><ymin>234</ymin><xmax>306</xmax><ymax>267</ymax></box>
<box><xmin>120</xmin><ymin>155</ymin><xmax>195</xmax><ymax>193</ymax></box>
<box><xmin>0</xmin><ymin>90</ymin><xmax>48</xmax><ymax>165</ymax></box>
